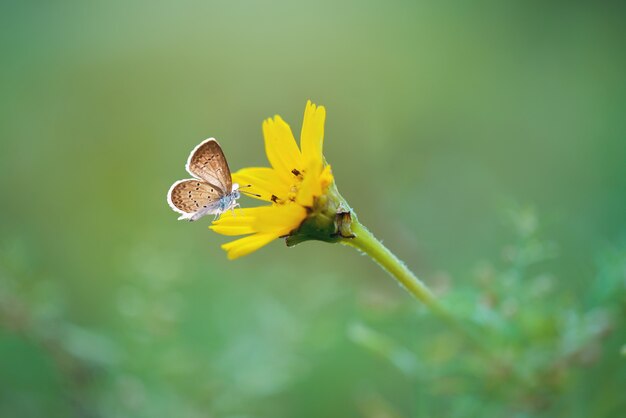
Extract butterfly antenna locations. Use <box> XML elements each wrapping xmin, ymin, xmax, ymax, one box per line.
<box><xmin>240</xmin><ymin>190</ymin><xmax>262</xmax><ymax>198</ymax></box>
<box><xmin>238</xmin><ymin>184</ymin><xmax>262</xmax><ymax>198</ymax></box>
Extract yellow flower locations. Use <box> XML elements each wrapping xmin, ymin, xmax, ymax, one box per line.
<box><xmin>206</xmin><ymin>102</ymin><xmax>437</xmax><ymax>318</ymax></box>
<box><xmin>210</xmin><ymin>101</ymin><xmax>335</xmax><ymax>259</ymax></box>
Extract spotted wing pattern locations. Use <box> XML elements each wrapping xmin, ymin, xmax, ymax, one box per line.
<box><xmin>186</xmin><ymin>138</ymin><xmax>232</xmax><ymax>193</ymax></box>
<box><xmin>167</xmin><ymin>179</ymin><xmax>223</xmax><ymax>220</ymax></box>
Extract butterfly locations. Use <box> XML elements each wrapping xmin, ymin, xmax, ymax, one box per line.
<box><xmin>167</xmin><ymin>138</ymin><xmax>241</xmax><ymax>221</ymax></box>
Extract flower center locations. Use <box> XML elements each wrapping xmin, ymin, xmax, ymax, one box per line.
<box><xmin>272</xmin><ymin>167</ymin><xmax>305</xmax><ymax>204</ymax></box>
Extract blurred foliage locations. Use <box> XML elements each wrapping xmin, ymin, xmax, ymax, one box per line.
<box><xmin>1</xmin><ymin>207</ymin><xmax>624</xmax><ymax>417</ymax></box>
<box><xmin>1</xmin><ymin>1</ymin><xmax>625</xmax><ymax>417</ymax></box>
<box><xmin>350</xmin><ymin>207</ymin><xmax>625</xmax><ymax>417</ymax></box>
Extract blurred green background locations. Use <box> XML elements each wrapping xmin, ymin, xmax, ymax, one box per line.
<box><xmin>1</xmin><ymin>1</ymin><xmax>625</xmax><ymax>417</ymax></box>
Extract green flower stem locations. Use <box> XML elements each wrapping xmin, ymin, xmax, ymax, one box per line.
<box><xmin>288</xmin><ymin>181</ymin><xmax>531</xmax><ymax>386</ymax></box>
<box><xmin>287</xmin><ymin>174</ymin><xmax>532</xmax><ymax>386</ymax></box>
<box><xmin>340</xmin><ymin>218</ymin><xmax>533</xmax><ymax>386</ymax></box>
<box><xmin>340</xmin><ymin>220</ymin><xmax>446</xmax><ymax>317</ymax></box>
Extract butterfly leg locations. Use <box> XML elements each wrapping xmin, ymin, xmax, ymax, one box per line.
<box><xmin>230</xmin><ymin>203</ymin><xmax>240</xmax><ymax>217</ymax></box>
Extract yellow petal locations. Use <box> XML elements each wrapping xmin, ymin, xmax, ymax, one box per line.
<box><xmin>252</xmin><ymin>203</ymin><xmax>307</xmax><ymax>234</ymax></box>
<box><xmin>320</xmin><ymin>165</ymin><xmax>334</xmax><ymax>189</ymax></box>
<box><xmin>300</xmin><ymin>100</ymin><xmax>325</xmax><ymax>171</ymax></box>
<box><xmin>213</xmin><ymin>204</ymin><xmax>306</xmax><ymax>235</ymax></box>
<box><xmin>232</xmin><ymin>167</ymin><xmax>289</xmax><ymax>202</ymax></box>
<box><xmin>209</xmin><ymin>223</ymin><xmax>256</xmax><ymax>236</ymax></box>
<box><xmin>295</xmin><ymin>167</ymin><xmax>318</xmax><ymax>207</ymax></box>
<box><xmin>295</xmin><ymin>159</ymin><xmax>332</xmax><ymax>207</ymax></box>
<box><xmin>263</xmin><ymin>115</ymin><xmax>303</xmax><ymax>182</ymax></box>
<box><xmin>211</xmin><ymin>210</ymin><xmax>256</xmax><ymax>227</ymax></box>
<box><xmin>214</xmin><ymin>207</ymin><xmax>262</xmax><ymax>218</ymax></box>
<box><xmin>214</xmin><ymin>203</ymin><xmax>308</xmax><ymax>259</ymax></box>
<box><xmin>222</xmin><ymin>232</ymin><xmax>278</xmax><ymax>259</ymax></box>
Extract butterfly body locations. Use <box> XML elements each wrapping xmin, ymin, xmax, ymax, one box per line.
<box><xmin>167</xmin><ymin>138</ymin><xmax>240</xmax><ymax>221</ymax></box>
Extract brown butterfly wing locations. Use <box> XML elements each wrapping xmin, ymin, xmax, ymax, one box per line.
<box><xmin>185</xmin><ymin>138</ymin><xmax>232</xmax><ymax>193</ymax></box>
<box><xmin>167</xmin><ymin>179</ymin><xmax>223</xmax><ymax>219</ymax></box>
